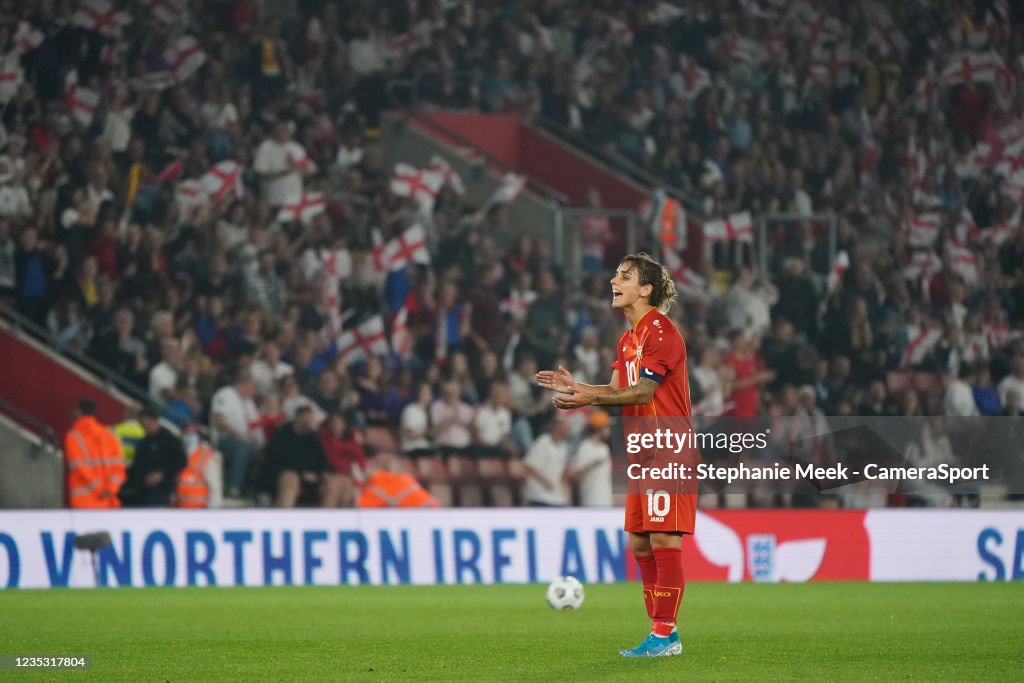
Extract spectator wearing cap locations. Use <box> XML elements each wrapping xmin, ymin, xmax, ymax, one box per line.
<box><xmin>569</xmin><ymin>410</ymin><xmax>613</xmax><ymax>507</ymax></box>
<box><xmin>123</xmin><ymin>408</ymin><xmax>187</xmax><ymax>507</ymax></box>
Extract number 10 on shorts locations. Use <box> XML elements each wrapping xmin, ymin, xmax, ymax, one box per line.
<box><xmin>646</xmin><ymin>489</ymin><xmax>670</xmax><ymax>517</ymax></box>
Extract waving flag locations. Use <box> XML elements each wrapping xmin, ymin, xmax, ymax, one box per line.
<box><xmin>147</xmin><ymin>0</ymin><xmax>186</xmax><ymax>26</ymax></box>
<box><xmin>390</xmin><ymin>307</ymin><xmax>412</xmax><ymax>359</ymax></box>
<box><xmin>175</xmin><ymin>180</ymin><xmax>207</xmax><ymax>221</ymax></box>
<box><xmin>703</xmin><ymin>211</ymin><xmax>754</xmax><ymax>243</ymax></box>
<box><xmin>674</xmin><ymin>55</ymin><xmax>711</xmax><ymax>101</ymax></box>
<box><xmin>0</xmin><ymin>56</ymin><xmax>23</xmax><ymax>103</ymax></box>
<box><xmin>277</xmin><ymin>192</ymin><xmax>326</xmax><ymax>225</ymax></box>
<box><xmin>66</xmin><ymin>82</ymin><xmax>101</xmax><ymax>127</ymax></box>
<box><xmin>947</xmin><ymin>243</ymin><xmax>978</xmax><ymax>285</ymax></box>
<box><xmin>165</xmin><ymin>36</ymin><xmax>206</xmax><ymax>83</ymax></box>
<box><xmin>14</xmin><ymin>21</ymin><xmax>45</xmax><ymax>54</ymax></box>
<box><xmin>901</xmin><ymin>326</ymin><xmax>942</xmax><ymax>368</ymax></box>
<box><xmin>429</xmin><ymin>155</ymin><xmax>466</xmax><ymax>196</ymax></box>
<box><xmin>941</xmin><ymin>51</ymin><xmax>1012</xmax><ymax>89</ymax></box>
<box><xmin>72</xmin><ymin>0</ymin><xmax>130</xmax><ymax>38</ymax></box>
<box><xmin>377</xmin><ymin>224</ymin><xmax>430</xmax><ymax>273</ymax></box>
<box><xmin>489</xmin><ymin>173</ymin><xmax>526</xmax><ymax>205</ymax></box>
<box><xmin>902</xmin><ymin>251</ymin><xmax>943</xmax><ymax>282</ymax></box>
<box><xmin>827</xmin><ymin>250</ymin><xmax>850</xmax><ymax>295</ymax></box>
<box><xmin>335</xmin><ymin>316</ymin><xmax>390</xmax><ymax>366</ymax></box>
<box><xmin>664</xmin><ymin>250</ymin><xmax>707</xmax><ymax>299</ymax></box>
<box><xmin>390</xmin><ymin>163</ymin><xmax>444</xmax><ymax>212</ymax></box>
<box><xmin>907</xmin><ymin>213</ymin><xmax>942</xmax><ymax>248</ymax></box>
<box><xmin>200</xmin><ymin>161</ymin><xmax>244</xmax><ymax>205</ymax></box>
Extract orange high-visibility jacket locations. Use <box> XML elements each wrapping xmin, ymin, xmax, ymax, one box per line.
<box><xmin>176</xmin><ymin>443</ymin><xmax>215</xmax><ymax>508</ymax></box>
<box><xmin>659</xmin><ymin>197</ymin><xmax>686</xmax><ymax>248</ymax></box>
<box><xmin>65</xmin><ymin>416</ymin><xmax>125</xmax><ymax>508</ymax></box>
<box><xmin>357</xmin><ymin>471</ymin><xmax>441</xmax><ymax>508</ymax></box>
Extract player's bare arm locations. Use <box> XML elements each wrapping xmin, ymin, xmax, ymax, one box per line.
<box><xmin>553</xmin><ymin>377</ymin><xmax>657</xmax><ymax>409</ymax></box>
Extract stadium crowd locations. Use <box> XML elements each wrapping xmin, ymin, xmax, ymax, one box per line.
<box><xmin>3</xmin><ymin>1</ymin><xmax>1024</xmax><ymax>509</ymax></box>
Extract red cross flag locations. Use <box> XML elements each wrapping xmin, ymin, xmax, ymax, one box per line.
<box><xmin>383</xmin><ymin>224</ymin><xmax>430</xmax><ymax>272</ymax></box>
<box><xmin>979</xmin><ymin>220</ymin><xmax>1016</xmax><ymax>247</ymax></box>
<box><xmin>0</xmin><ymin>57</ymin><xmax>23</xmax><ymax>103</ymax></box>
<box><xmin>907</xmin><ymin>213</ymin><xmax>942</xmax><ymax>248</ymax></box>
<box><xmin>72</xmin><ymin>0</ymin><xmax>130</xmax><ymax>39</ymax></box>
<box><xmin>147</xmin><ymin>0</ymin><xmax>186</xmax><ymax>26</ymax></box>
<box><xmin>165</xmin><ymin>36</ymin><xmax>206</xmax><ymax>84</ymax></box>
<box><xmin>489</xmin><ymin>172</ymin><xmax>526</xmax><ymax>205</ymax></box>
<box><xmin>902</xmin><ymin>251</ymin><xmax>943</xmax><ymax>282</ymax></box>
<box><xmin>66</xmin><ymin>83</ymin><xmax>101</xmax><ymax>127</ymax></box>
<box><xmin>794</xmin><ymin>7</ymin><xmax>844</xmax><ymax>51</ymax></box>
<box><xmin>200</xmin><ymin>161</ymin><xmax>244</xmax><ymax>205</ymax></box>
<box><xmin>947</xmin><ymin>243</ymin><xmax>978</xmax><ymax>285</ymax></box>
<box><xmin>277</xmin><ymin>192</ymin><xmax>326</xmax><ymax>226</ymax></box>
<box><xmin>940</xmin><ymin>51</ymin><xmax>1012</xmax><ymax>89</ymax></box>
<box><xmin>703</xmin><ymin>211</ymin><xmax>754</xmax><ymax>243</ymax></box>
<box><xmin>827</xmin><ymin>250</ymin><xmax>850</xmax><ymax>295</ymax></box>
<box><xmin>390</xmin><ymin>163</ymin><xmax>444</xmax><ymax>212</ymax></box>
<box><xmin>336</xmin><ymin>316</ymin><xmax>389</xmax><ymax>366</ymax></box>
<box><xmin>901</xmin><ymin>325</ymin><xmax>943</xmax><ymax>368</ymax></box>
<box><xmin>14</xmin><ymin>21</ymin><xmax>45</xmax><ymax>54</ymax></box>
<box><xmin>865</xmin><ymin>2</ymin><xmax>907</xmax><ymax>56</ymax></box>
<box><xmin>663</xmin><ymin>249</ymin><xmax>707</xmax><ymax>300</ymax></box>
<box><xmin>175</xmin><ymin>180</ymin><xmax>207</xmax><ymax>221</ymax></box>
<box><xmin>390</xmin><ymin>307</ymin><xmax>412</xmax><ymax>359</ymax></box>
<box><xmin>429</xmin><ymin>155</ymin><xmax>466</xmax><ymax>196</ymax></box>
<box><xmin>718</xmin><ymin>33</ymin><xmax>768</xmax><ymax>64</ymax></box>
<box><xmin>675</xmin><ymin>55</ymin><xmax>711</xmax><ymax>101</ymax></box>
<box><xmin>954</xmin><ymin>208</ymin><xmax>978</xmax><ymax>246</ymax></box>
<box><xmin>386</xmin><ymin>29</ymin><xmax>427</xmax><ymax>63</ymax></box>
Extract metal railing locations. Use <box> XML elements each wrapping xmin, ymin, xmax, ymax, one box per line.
<box><xmin>391</xmin><ymin>108</ymin><xmax>570</xmax><ymax>206</ymax></box>
<box><xmin>0</xmin><ymin>303</ymin><xmax>148</xmax><ymax>407</ymax></box>
<box><xmin>0</xmin><ymin>395</ymin><xmax>59</xmax><ymax>449</ymax></box>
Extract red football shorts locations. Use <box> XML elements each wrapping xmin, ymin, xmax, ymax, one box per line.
<box><xmin>625</xmin><ymin>491</ymin><xmax>697</xmax><ymax>534</ymax></box>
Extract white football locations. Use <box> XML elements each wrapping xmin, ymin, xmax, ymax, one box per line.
<box><xmin>546</xmin><ymin>576</ymin><xmax>585</xmax><ymax>611</ymax></box>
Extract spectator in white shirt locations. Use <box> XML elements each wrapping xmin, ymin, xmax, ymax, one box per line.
<box><xmin>944</xmin><ymin>363</ymin><xmax>979</xmax><ymax>417</ymax></box>
<box><xmin>522</xmin><ymin>416</ymin><xmax>571</xmax><ymax>506</ymax></box>
<box><xmin>253</xmin><ymin>120</ymin><xmax>313</xmax><ymax>207</ymax></box>
<box><xmin>997</xmin><ymin>355</ymin><xmax>1024</xmax><ymax>409</ymax></box>
<box><xmin>431</xmin><ymin>380</ymin><xmax>475</xmax><ymax>460</ymax></box>
<box><xmin>209</xmin><ymin>369</ymin><xmax>262</xmax><ymax>499</ymax></box>
<box><xmin>148</xmin><ymin>337</ymin><xmax>182</xmax><ymax>402</ymax></box>
<box><xmin>249</xmin><ymin>340</ymin><xmax>294</xmax><ymax>397</ymax></box>
<box><xmin>473</xmin><ymin>382</ymin><xmax>519</xmax><ymax>506</ymax></box>
<box><xmin>569</xmin><ymin>410</ymin><xmax>613</xmax><ymax>506</ymax></box>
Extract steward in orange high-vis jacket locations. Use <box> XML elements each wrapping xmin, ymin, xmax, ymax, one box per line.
<box><xmin>64</xmin><ymin>398</ymin><xmax>125</xmax><ymax>508</ymax></box>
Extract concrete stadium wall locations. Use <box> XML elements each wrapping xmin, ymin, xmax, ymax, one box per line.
<box><xmin>379</xmin><ymin>111</ymin><xmax>570</xmax><ymax>259</ymax></box>
<box><xmin>0</xmin><ymin>415</ymin><xmax>63</xmax><ymax>509</ymax></box>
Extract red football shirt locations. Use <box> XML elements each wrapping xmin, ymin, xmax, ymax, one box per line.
<box><xmin>615</xmin><ymin>308</ymin><xmax>692</xmax><ymax>418</ymax></box>
<box><xmin>723</xmin><ymin>351</ymin><xmax>762</xmax><ymax>417</ymax></box>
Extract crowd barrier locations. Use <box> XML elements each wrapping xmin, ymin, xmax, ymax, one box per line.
<box><xmin>0</xmin><ymin>509</ymin><xmax>1021</xmax><ymax>589</ymax></box>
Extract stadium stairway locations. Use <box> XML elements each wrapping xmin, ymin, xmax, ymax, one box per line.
<box><xmin>383</xmin><ymin>106</ymin><xmax>704</xmax><ymax>270</ymax></box>
<box><xmin>0</xmin><ymin>306</ymin><xmax>137</xmax><ymax>438</ymax></box>
<box><xmin>0</xmin><ymin>398</ymin><xmax>63</xmax><ymax>508</ymax></box>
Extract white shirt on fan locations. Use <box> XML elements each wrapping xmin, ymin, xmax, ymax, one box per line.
<box><xmin>523</xmin><ymin>434</ymin><xmax>569</xmax><ymax>506</ymax></box>
<box><xmin>253</xmin><ymin>139</ymin><xmax>306</xmax><ymax>207</ymax></box>
<box><xmin>210</xmin><ymin>385</ymin><xmax>261</xmax><ymax>446</ymax></box>
<box><xmin>573</xmin><ymin>438</ymin><xmax>613</xmax><ymax>506</ymax></box>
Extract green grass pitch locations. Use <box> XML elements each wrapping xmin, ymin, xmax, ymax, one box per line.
<box><xmin>1</xmin><ymin>582</ymin><xmax>1021</xmax><ymax>681</ymax></box>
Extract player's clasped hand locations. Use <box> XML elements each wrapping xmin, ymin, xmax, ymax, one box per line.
<box><xmin>535</xmin><ymin>365</ymin><xmax>576</xmax><ymax>394</ymax></box>
<box><xmin>536</xmin><ymin>365</ymin><xmax>594</xmax><ymax>408</ymax></box>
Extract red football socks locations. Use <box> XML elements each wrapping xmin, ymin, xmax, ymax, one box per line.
<box><xmin>636</xmin><ymin>553</ymin><xmax>658</xmax><ymax>619</ymax></box>
<box><xmin>650</xmin><ymin>547</ymin><xmax>685</xmax><ymax>637</ymax></box>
